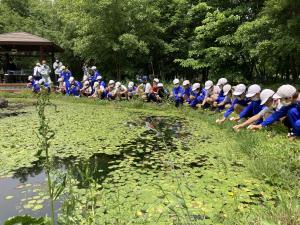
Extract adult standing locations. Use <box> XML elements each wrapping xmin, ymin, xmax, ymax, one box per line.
<box><xmin>53</xmin><ymin>59</ymin><xmax>63</xmax><ymax>81</ymax></box>
<box><xmin>38</xmin><ymin>60</ymin><xmax>52</xmax><ymax>86</ymax></box>
<box><xmin>33</xmin><ymin>62</ymin><xmax>41</xmax><ymax>80</ymax></box>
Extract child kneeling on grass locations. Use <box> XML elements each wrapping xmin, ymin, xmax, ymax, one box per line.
<box><xmin>249</xmin><ymin>85</ymin><xmax>300</xmax><ymax>139</ymax></box>
<box><xmin>233</xmin><ymin>89</ymin><xmax>275</xmax><ymax>131</ymax></box>
<box><xmin>216</xmin><ymin>84</ymin><xmax>248</xmax><ymax>124</ymax></box>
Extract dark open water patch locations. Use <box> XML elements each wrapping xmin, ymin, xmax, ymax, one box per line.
<box><xmin>0</xmin><ymin>111</ymin><xmax>27</xmax><ymax>119</ymax></box>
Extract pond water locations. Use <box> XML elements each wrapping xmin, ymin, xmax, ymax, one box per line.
<box><xmin>0</xmin><ymin>116</ymin><xmax>193</xmax><ymax>223</ymax></box>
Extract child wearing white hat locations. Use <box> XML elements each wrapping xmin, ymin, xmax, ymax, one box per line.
<box><xmin>201</xmin><ymin>80</ymin><xmax>221</xmax><ymax>108</ymax></box>
<box><xmin>189</xmin><ymin>83</ymin><xmax>206</xmax><ymax>108</ymax></box>
<box><xmin>182</xmin><ymin>80</ymin><xmax>192</xmax><ymax>103</ymax></box>
<box><xmin>233</xmin><ymin>89</ymin><xmax>275</xmax><ymax>131</ymax></box>
<box><xmin>230</xmin><ymin>84</ymin><xmax>263</xmax><ymax>122</ymax></box>
<box><xmin>215</xmin><ymin>84</ymin><xmax>233</xmax><ymax>110</ymax></box>
<box><xmin>171</xmin><ymin>79</ymin><xmax>184</xmax><ymax>107</ymax></box>
<box><xmin>216</xmin><ymin>84</ymin><xmax>248</xmax><ymax>124</ymax></box>
<box><xmin>249</xmin><ymin>85</ymin><xmax>300</xmax><ymax>139</ymax></box>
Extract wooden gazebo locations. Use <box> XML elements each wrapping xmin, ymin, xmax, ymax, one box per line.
<box><xmin>0</xmin><ymin>32</ymin><xmax>63</xmax><ymax>89</ymax></box>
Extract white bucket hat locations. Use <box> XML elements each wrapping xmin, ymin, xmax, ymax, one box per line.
<box><xmin>69</xmin><ymin>77</ymin><xmax>75</xmax><ymax>83</ymax></box>
<box><xmin>96</xmin><ymin>76</ymin><xmax>102</xmax><ymax>80</ymax></box>
<box><xmin>108</xmin><ymin>80</ymin><xmax>115</xmax><ymax>85</ymax></box>
<box><xmin>153</xmin><ymin>78</ymin><xmax>159</xmax><ymax>83</ymax></box>
<box><xmin>128</xmin><ymin>81</ymin><xmax>134</xmax><ymax>88</ymax></box>
<box><xmin>260</xmin><ymin>89</ymin><xmax>275</xmax><ymax>105</ymax></box>
<box><xmin>182</xmin><ymin>80</ymin><xmax>190</xmax><ymax>86</ymax></box>
<box><xmin>204</xmin><ymin>80</ymin><xmax>213</xmax><ymax>90</ymax></box>
<box><xmin>115</xmin><ymin>82</ymin><xmax>121</xmax><ymax>88</ymax></box>
<box><xmin>173</xmin><ymin>78</ymin><xmax>180</xmax><ymax>85</ymax></box>
<box><xmin>157</xmin><ymin>83</ymin><xmax>164</xmax><ymax>88</ymax></box>
<box><xmin>28</xmin><ymin>76</ymin><xmax>33</xmax><ymax>81</ymax></box>
<box><xmin>223</xmin><ymin>84</ymin><xmax>232</xmax><ymax>96</ymax></box>
<box><xmin>91</xmin><ymin>66</ymin><xmax>97</xmax><ymax>70</ymax></box>
<box><xmin>246</xmin><ymin>84</ymin><xmax>261</xmax><ymax>98</ymax></box>
<box><xmin>192</xmin><ymin>83</ymin><xmax>201</xmax><ymax>91</ymax></box>
<box><xmin>233</xmin><ymin>84</ymin><xmax>246</xmax><ymax>96</ymax></box>
<box><xmin>217</xmin><ymin>78</ymin><xmax>228</xmax><ymax>86</ymax></box>
<box><xmin>275</xmin><ymin>85</ymin><xmax>297</xmax><ymax>98</ymax></box>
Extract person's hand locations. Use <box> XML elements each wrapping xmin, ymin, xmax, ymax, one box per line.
<box><xmin>247</xmin><ymin>124</ymin><xmax>262</xmax><ymax>130</ymax></box>
<box><xmin>229</xmin><ymin>116</ymin><xmax>238</xmax><ymax>121</ymax></box>
<box><xmin>216</xmin><ymin>118</ymin><xmax>226</xmax><ymax>124</ymax></box>
<box><xmin>233</xmin><ymin>124</ymin><xmax>241</xmax><ymax>132</ymax></box>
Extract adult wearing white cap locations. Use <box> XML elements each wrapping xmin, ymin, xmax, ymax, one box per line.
<box><xmin>182</xmin><ymin>80</ymin><xmax>192</xmax><ymax>103</ymax></box>
<box><xmin>233</xmin><ymin>89</ymin><xmax>275</xmax><ymax>131</ymax></box>
<box><xmin>249</xmin><ymin>85</ymin><xmax>300</xmax><ymax>138</ymax></box>
<box><xmin>216</xmin><ymin>84</ymin><xmax>249</xmax><ymax>124</ymax></box>
<box><xmin>172</xmin><ymin>78</ymin><xmax>184</xmax><ymax>107</ymax></box>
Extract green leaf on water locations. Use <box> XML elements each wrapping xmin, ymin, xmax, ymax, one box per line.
<box><xmin>5</xmin><ymin>196</ymin><xmax>14</xmax><ymax>200</ymax></box>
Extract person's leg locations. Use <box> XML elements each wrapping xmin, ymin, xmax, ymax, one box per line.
<box><xmin>234</xmin><ymin>104</ymin><xmax>245</xmax><ymax>114</ymax></box>
<box><xmin>288</xmin><ymin>107</ymin><xmax>300</xmax><ymax>136</ymax></box>
<box><xmin>175</xmin><ymin>97</ymin><xmax>183</xmax><ymax>107</ymax></box>
<box><xmin>190</xmin><ymin>98</ymin><xmax>200</xmax><ymax>108</ymax></box>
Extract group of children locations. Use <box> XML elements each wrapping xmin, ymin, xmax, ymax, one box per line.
<box><xmin>27</xmin><ymin>67</ymin><xmax>300</xmax><ymax>139</ymax></box>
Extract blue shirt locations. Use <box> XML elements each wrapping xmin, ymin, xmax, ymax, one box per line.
<box><xmin>216</xmin><ymin>90</ymin><xmax>225</xmax><ymax>103</ymax></box>
<box><xmin>183</xmin><ymin>87</ymin><xmax>192</xmax><ymax>97</ymax></box>
<box><xmin>261</xmin><ymin>103</ymin><xmax>297</xmax><ymax>127</ymax></box>
<box><xmin>173</xmin><ymin>86</ymin><xmax>184</xmax><ymax>98</ymax></box>
<box><xmin>60</xmin><ymin>70</ymin><xmax>72</xmax><ymax>82</ymax></box>
<box><xmin>66</xmin><ymin>81</ymin><xmax>82</xmax><ymax>96</ymax></box>
<box><xmin>224</xmin><ymin>98</ymin><xmax>249</xmax><ymax>118</ymax></box>
<box><xmin>239</xmin><ymin>100</ymin><xmax>263</xmax><ymax>119</ymax></box>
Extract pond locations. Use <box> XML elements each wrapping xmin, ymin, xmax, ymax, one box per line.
<box><xmin>0</xmin><ymin>116</ymin><xmax>194</xmax><ymax>223</ymax></box>
<box><xmin>0</xmin><ymin>102</ymin><xmax>279</xmax><ymax>224</ymax></box>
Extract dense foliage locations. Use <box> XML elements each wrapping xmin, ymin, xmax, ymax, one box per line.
<box><xmin>0</xmin><ymin>0</ymin><xmax>299</xmax><ymax>82</ymax></box>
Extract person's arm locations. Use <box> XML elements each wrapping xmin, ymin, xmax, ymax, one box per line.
<box><xmin>238</xmin><ymin>101</ymin><xmax>252</xmax><ymax>120</ymax></box>
<box><xmin>261</xmin><ymin>106</ymin><xmax>289</xmax><ymax>127</ymax></box>
<box><xmin>249</xmin><ymin>106</ymin><xmax>289</xmax><ymax>130</ymax></box>
<box><xmin>223</xmin><ymin>99</ymin><xmax>238</xmax><ymax>118</ymax></box>
<box><xmin>233</xmin><ymin>114</ymin><xmax>262</xmax><ymax>131</ymax></box>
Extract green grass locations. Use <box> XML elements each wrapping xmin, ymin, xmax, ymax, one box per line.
<box><xmin>0</xmin><ymin>93</ymin><xmax>300</xmax><ymax>224</ymax></box>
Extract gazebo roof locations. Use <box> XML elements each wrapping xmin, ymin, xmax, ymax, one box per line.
<box><xmin>0</xmin><ymin>32</ymin><xmax>64</xmax><ymax>52</ymax></box>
